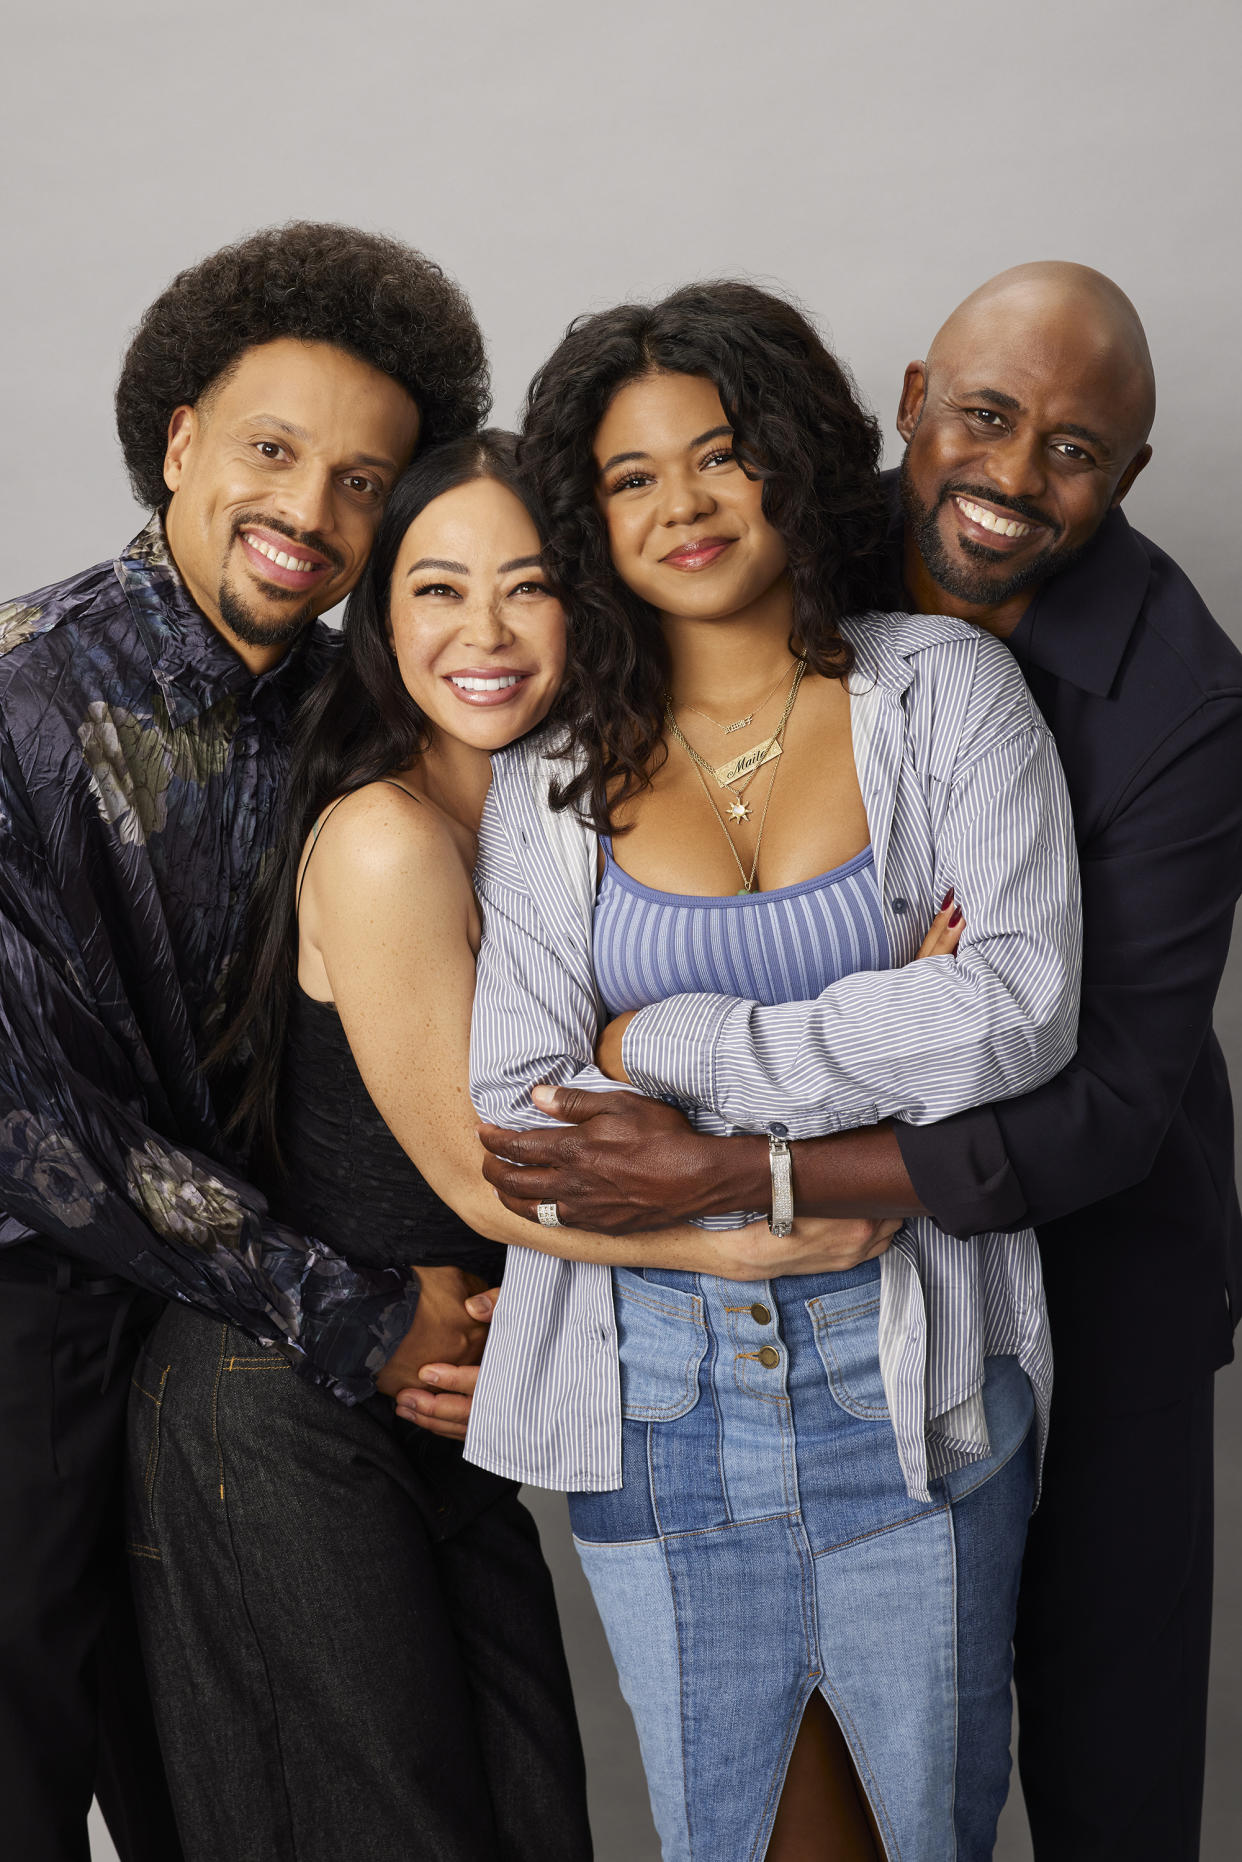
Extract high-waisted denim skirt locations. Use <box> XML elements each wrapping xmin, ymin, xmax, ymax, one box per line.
<box><xmin>569</xmin><ymin>1260</ymin><xmax>1036</xmax><ymax>1862</ymax></box>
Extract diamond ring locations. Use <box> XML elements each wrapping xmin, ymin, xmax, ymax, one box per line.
<box><xmin>535</xmin><ymin>1201</ymin><xmax>562</xmax><ymax>1227</ymax></box>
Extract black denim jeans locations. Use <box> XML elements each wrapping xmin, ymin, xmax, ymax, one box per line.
<box><xmin>127</xmin><ymin>1302</ymin><xmax>592</xmax><ymax>1861</ymax></box>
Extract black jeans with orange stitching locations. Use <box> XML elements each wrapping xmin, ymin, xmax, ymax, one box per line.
<box><xmin>127</xmin><ymin>1299</ymin><xmax>592</xmax><ymax>1862</ymax></box>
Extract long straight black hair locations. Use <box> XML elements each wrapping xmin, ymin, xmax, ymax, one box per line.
<box><xmin>215</xmin><ymin>428</ymin><xmax>551</xmax><ymax>1161</ymax></box>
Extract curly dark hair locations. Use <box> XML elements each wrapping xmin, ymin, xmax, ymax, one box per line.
<box><xmin>116</xmin><ymin>221</ymin><xmax>490</xmax><ymax>509</ymax></box>
<box><xmin>520</xmin><ymin>280</ymin><xmax>888</xmax><ymax>831</ymax></box>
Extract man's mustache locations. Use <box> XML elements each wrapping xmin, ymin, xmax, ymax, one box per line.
<box><xmin>230</xmin><ymin>511</ymin><xmax>346</xmax><ymax>572</ymax></box>
<box><xmin>938</xmin><ymin>482</ymin><xmax>1061</xmax><ymax>539</ymax></box>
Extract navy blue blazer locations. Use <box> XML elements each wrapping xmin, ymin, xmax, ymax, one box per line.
<box><xmin>891</xmin><ymin>484</ymin><xmax>1242</xmax><ymax>1403</ymax></box>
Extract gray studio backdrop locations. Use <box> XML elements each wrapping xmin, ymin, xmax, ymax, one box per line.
<box><xmin>2</xmin><ymin>1</ymin><xmax>1239</xmax><ymax>1856</ymax></box>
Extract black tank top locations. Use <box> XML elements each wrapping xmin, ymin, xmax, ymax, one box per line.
<box><xmin>263</xmin><ymin>990</ymin><xmax>504</xmax><ymax>1281</ymax></box>
<box><xmin>260</xmin><ymin>782</ymin><xmax>504</xmax><ymax>1282</ymax></box>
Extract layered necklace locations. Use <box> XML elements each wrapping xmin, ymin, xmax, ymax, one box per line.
<box><xmin>665</xmin><ymin>659</ymin><xmax>807</xmax><ymax>894</ymax></box>
<box><xmin>677</xmin><ymin>662</ymin><xmax>792</xmax><ymax>736</ymax></box>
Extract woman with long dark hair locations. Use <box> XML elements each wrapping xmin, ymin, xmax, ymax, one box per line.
<box><xmin>123</xmin><ymin>432</ymin><xmax>596</xmax><ymax>1862</ymax></box>
<box><xmin>130</xmin><ymin>425</ymin><xmax>880</xmax><ymax>1861</ymax></box>
<box><xmin>461</xmin><ymin>288</ymin><xmax>1082</xmax><ymax>1860</ymax></box>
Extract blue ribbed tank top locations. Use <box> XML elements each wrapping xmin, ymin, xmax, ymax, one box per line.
<box><xmin>594</xmin><ymin>840</ymin><xmax>890</xmax><ymax>1015</ymax></box>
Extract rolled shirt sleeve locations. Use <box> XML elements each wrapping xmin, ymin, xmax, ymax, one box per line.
<box><xmin>622</xmin><ymin>719</ymin><xmax>1082</xmax><ymax>1139</ymax></box>
<box><xmin>470</xmin><ymin>765</ymin><xmax>636</xmax><ymax>1130</ymax></box>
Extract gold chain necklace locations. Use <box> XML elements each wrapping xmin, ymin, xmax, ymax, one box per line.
<box><xmin>666</xmin><ymin>661</ymin><xmax>806</xmax><ymax>824</ymax></box>
<box><xmin>676</xmin><ymin>662</ymin><xmax>794</xmax><ymax>736</ymax></box>
<box><xmin>686</xmin><ymin>735</ymin><xmax>785</xmax><ymax>894</ymax></box>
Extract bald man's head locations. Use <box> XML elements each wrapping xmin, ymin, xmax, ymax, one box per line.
<box><xmin>897</xmin><ymin>261</ymin><xmax>1156</xmax><ymax>633</ymax></box>
<box><xmin>927</xmin><ymin>263</ymin><xmax>1155</xmax><ymax>444</ymax></box>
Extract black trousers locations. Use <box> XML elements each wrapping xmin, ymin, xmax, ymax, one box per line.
<box><xmin>0</xmin><ymin>1243</ymin><xmax>184</xmax><ymax>1862</ymax></box>
<box><xmin>129</xmin><ymin>1302</ymin><xmax>592</xmax><ymax>1862</ymax></box>
<box><xmin>1014</xmin><ymin>1374</ymin><xmax>1215</xmax><ymax>1861</ymax></box>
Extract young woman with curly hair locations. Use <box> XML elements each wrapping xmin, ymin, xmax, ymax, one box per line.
<box><xmin>142</xmin><ymin>422</ymin><xmax>863</xmax><ymax>1861</ymax></box>
<box><xmin>456</xmin><ymin>285</ymin><xmax>1083</xmax><ymax>1860</ymax></box>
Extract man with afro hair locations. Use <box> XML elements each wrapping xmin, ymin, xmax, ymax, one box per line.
<box><xmin>0</xmin><ymin>221</ymin><xmax>491</xmax><ymax>1862</ymax></box>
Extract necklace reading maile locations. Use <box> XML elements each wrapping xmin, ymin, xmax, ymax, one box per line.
<box><xmin>711</xmin><ymin>737</ymin><xmax>782</xmax><ymax>790</ymax></box>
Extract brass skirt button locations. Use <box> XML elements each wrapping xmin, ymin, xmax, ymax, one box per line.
<box><xmin>750</xmin><ymin>1303</ymin><xmax>772</xmax><ymax>1325</ymax></box>
<box><xmin>757</xmin><ymin>1345</ymin><xmax>780</xmax><ymax>1369</ymax></box>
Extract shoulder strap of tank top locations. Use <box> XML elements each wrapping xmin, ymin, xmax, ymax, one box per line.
<box><xmin>295</xmin><ymin>780</ymin><xmax>421</xmax><ymax>919</ymax></box>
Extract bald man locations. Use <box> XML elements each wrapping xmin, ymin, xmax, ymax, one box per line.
<box><xmin>888</xmin><ymin>268</ymin><xmax>1240</xmax><ymax>1856</ymax></box>
<box><xmin>897</xmin><ymin>263</ymin><xmax>1155</xmax><ymax>615</ymax></box>
<box><xmin>467</xmin><ymin>263</ymin><xmax>1242</xmax><ymax>1857</ymax></box>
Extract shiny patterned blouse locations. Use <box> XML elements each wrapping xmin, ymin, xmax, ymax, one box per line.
<box><xmin>0</xmin><ymin>518</ymin><xmax>419</xmax><ymax>1403</ymax></box>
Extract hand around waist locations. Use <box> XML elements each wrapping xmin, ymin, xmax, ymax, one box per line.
<box><xmin>479</xmin><ymin>1086</ymin><xmax>747</xmax><ymax>1234</ymax></box>
<box><xmin>377</xmin><ymin>1268</ymin><xmax>499</xmax><ymax>1440</ymax></box>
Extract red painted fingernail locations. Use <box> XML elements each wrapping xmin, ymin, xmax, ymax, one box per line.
<box><xmin>940</xmin><ymin>889</ymin><xmax>954</xmax><ymax>911</ymax></box>
<box><xmin>949</xmin><ymin>907</ymin><xmax>963</xmax><ymax>927</ymax></box>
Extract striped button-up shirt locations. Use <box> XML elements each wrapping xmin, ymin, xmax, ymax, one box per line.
<box><xmin>466</xmin><ymin>610</ymin><xmax>1082</xmax><ymax>1500</ymax></box>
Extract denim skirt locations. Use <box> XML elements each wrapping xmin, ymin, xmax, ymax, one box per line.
<box><xmin>569</xmin><ymin>1261</ymin><xmax>1036</xmax><ymax>1862</ymax></box>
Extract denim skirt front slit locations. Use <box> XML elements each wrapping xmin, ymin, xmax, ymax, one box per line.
<box><xmin>569</xmin><ymin>1260</ymin><xmax>1036</xmax><ymax>1862</ymax></box>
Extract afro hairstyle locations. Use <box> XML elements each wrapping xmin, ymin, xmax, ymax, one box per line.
<box><xmin>116</xmin><ymin>220</ymin><xmax>490</xmax><ymax>509</ymax></box>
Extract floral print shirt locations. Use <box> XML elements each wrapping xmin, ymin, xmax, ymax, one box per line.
<box><xmin>0</xmin><ymin>517</ymin><xmax>419</xmax><ymax>1401</ymax></box>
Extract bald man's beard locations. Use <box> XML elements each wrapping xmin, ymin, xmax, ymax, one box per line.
<box><xmin>899</xmin><ymin>452</ymin><xmax>1091</xmax><ymax>609</ymax></box>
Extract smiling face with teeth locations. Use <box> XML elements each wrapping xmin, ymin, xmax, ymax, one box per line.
<box><xmin>896</xmin><ymin>265</ymin><xmax>1156</xmax><ymax>636</ymax></box>
<box><xmin>162</xmin><ymin>338</ymin><xmax>422</xmax><ymax>672</ymax></box>
<box><xmin>386</xmin><ymin>475</ymin><xmax>566</xmax><ymax>755</ymax></box>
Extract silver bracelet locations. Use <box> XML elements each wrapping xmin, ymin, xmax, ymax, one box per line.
<box><xmin>767</xmin><ymin>1125</ymin><xmax>793</xmax><ymax>1237</ymax></box>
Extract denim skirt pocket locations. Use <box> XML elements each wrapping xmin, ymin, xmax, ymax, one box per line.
<box><xmin>614</xmin><ymin>1267</ymin><xmax>708</xmax><ymax>1422</ymax></box>
<box><xmin>805</xmin><ymin>1287</ymin><xmax>890</xmax><ymax>1420</ymax></box>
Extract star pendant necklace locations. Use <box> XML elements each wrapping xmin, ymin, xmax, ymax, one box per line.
<box><xmin>686</xmin><ymin>734</ymin><xmax>785</xmax><ymax>894</ymax></box>
<box><xmin>666</xmin><ymin>659</ymin><xmax>806</xmax><ymax>827</ymax></box>
<box><xmin>668</xmin><ymin>662</ymin><xmax>806</xmax><ymax>892</ymax></box>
